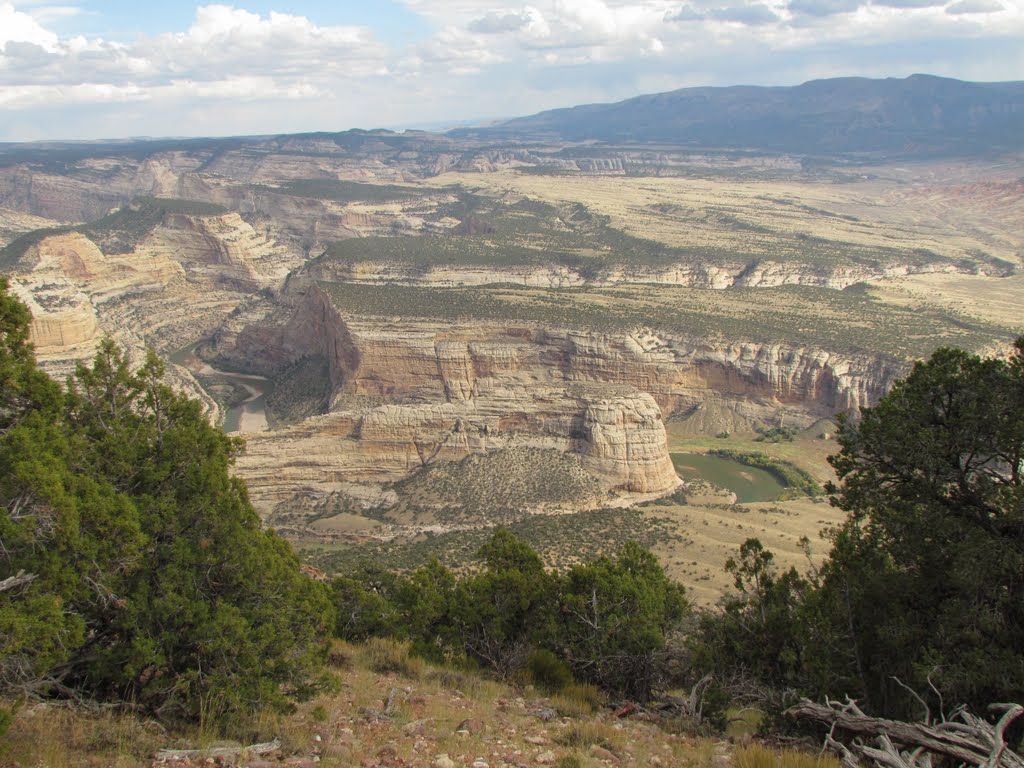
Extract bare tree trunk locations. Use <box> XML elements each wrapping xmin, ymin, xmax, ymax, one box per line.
<box><xmin>787</xmin><ymin>698</ymin><xmax>1024</xmax><ymax>768</ymax></box>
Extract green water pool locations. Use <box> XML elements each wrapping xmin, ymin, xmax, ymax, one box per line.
<box><xmin>671</xmin><ymin>452</ymin><xmax>787</xmax><ymax>503</ymax></box>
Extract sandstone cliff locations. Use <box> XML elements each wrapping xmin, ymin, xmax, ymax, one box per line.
<box><xmin>4</xmin><ymin>209</ymin><xmax>300</xmax><ymax>421</ymax></box>
<box><xmin>9</xmin><ymin>232</ymin><xmax>182</xmax><ymax>369</ymax></box>
<box><xmin>218</xmin><ymin>282</ymin><xmax>908</xmax><ymax>516</ymax></box>
<box><xmin>235</xmin><ymin>383</ymin><xmax>679</xmax><ymax>515</ymax></box>
<box><xmin>232</xmin><ymin>284</ymin><xmax>902</xmax><ymax>417</ymax></box>
<box><xmin>309</xmin><ymin>255</ymin><xmax>999</xmax><ymax>291</ymax></box>
<box><xmin>133</xmin><ymin>212</ymin><xmax>293</xmax><ymax>291</ymax></box>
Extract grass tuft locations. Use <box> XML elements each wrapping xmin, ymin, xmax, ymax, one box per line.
<box><xmin>362</xmin><ymin>638</ymin><xmax>425</xmax><ymax>678</ymax></box>
<box><xmin>552</xmin><ymin>684</ymin><xmax>604</xmax><ymax>717</ymax></box>
<box><xmin>555</xmin><ymin>720</ymin><xmax>619</xmax><ymax>749</ymax></box>
<box><xmin>527</xmin><ymin>649</ymin><xmax>575</xmax><ymax>693</ymax></box>
<box><xmin>734</xmin><ymin>744</ymin><xmax>841</xmax><ymax>768</ymax></box>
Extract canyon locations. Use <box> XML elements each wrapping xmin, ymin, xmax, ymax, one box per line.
<box><xmin>1</xmin><ymin>121</ymin><xmax>1021</xmax><ymax>572</ymax></box>
<box><xmin>204</xmin><ymin>278</ymin><xmax>903</xmax><ymax>512</ymax></box>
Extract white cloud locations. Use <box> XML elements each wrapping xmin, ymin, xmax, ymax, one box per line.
<box><xmin>874</xmin><ymin>0</ymin><xmax>945</xmax><ymax>9</ymax></box>
<box><xmin>945</xmin><ymin>0</ymin><xmax>1004</xmax><ymax>13</ymax></box>
<box><xmin>0</xmin><ymin>81</ymin><xmax>147</xmax><ymax>109</ymax></box>
<box><xmin>786</xmin><ymin>0</ymin><xmax>862</xmax><ymax>15</ymax></box>
<box><xmin>414</xmin><ymin>25</ymin><xmax>506</xmax><ymax>73</ymax></box>
<box><xmin>665</xmin><ymin>5</ymin><xmax>707</xmax><ymax>20</ymax></box>
<box><xmin>0</xmin><ymin>4</ymin><xmax>391</xmax><ymax>91</ymax></box>
<box><xmin>146</xmin><ymin>5</ymin><xmax>388</xmax><ymax>79</ymax></box>
<box><xmin>710</xmin><ymin>3</ymin><xmax>782</xmax><ymax>23</ymax></box>
<box><xmin>24</xmin><ymin>4</ymin><xmax>82</xmax><ymax>25</ymax></box>
<box><xmin>0</xmin><ymin>2</ymin><xmax>59</xmax><ymax>49</ymax></box>
<box><xmin>469</xmin><ymin>9</ymin><xmax>534</xmax><ymax>31</ymax></box>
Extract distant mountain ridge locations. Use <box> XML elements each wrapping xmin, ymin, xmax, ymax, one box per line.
<box><xmin>452</xmin><ymin>74</ymin><xmax>1024</xmax><ymax>157</ymax></box>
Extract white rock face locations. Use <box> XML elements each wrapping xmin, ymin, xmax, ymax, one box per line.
<box><xmin>579</xmin><ymin>394</ymin><xmax>679</xmax><ymax>493</ymax></box>
<box><xmin>137</xmin><ymin>212</ymin><xmax>292</xmax><ymax>290</ymax></box>
<box><xmin>308</xmin><ymin>257</ymin><xmax>990</xmax><ymax>291</ymax></box>
<box><xmin>224</xmin><ymin>284</ymin><xmax>909</xmax><ymax>513</ymax></box>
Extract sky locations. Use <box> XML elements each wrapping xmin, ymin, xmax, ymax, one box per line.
<box><xmin>1</xmin><ymin>0</ymin><xmax>1022</xmax><ymax>141</ymax></box>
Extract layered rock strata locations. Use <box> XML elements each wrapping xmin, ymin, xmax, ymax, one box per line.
<box><xmin>309</xmin><ymin>256</ymin><xmax>1005</xmax><ymax>291</ymax></box>
<box><xmin>5</xmin><ymin>213</ymin><xmax>295</xmax><ymax>418</ymax></box>
<box><xmin>235</xmin><ymin>385</ymin><xmax>678</xmax><ymax>513</ymax></box>
<box><xmin>219</xmin><ymin>283</ymin><xmax>902</xmax><ymax>417</ymax></box>
<box><xmin>222</xmin><ymin>283</ymin><xmax>906</xmax><ymax>513</ymax></box>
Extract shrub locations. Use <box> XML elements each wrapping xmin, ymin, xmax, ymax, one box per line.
<box><xmin>527</xmin><ymin>649</ymin><xmax>574</xmax><ymax>693</ymax></box>
<box><xmin>332</xmin><ymin>576</ymin><xmax>400</xmax><ymax>641</ymax></box>
<box><xmin>553</xmin><ymin>542</ymin><xmax>688</xmax><ymax>700</ymax></box>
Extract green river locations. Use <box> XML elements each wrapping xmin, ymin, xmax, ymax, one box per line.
<box><xmin>671</xmin><ymin>452</ymin><xmax>787</xmax><ymax>503</ymax></box>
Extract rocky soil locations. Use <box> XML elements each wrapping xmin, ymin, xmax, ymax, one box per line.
<box><xmin>3</xmin><ymin>639</ymin><xmax>795</xmax><ymax>768</ymax></box>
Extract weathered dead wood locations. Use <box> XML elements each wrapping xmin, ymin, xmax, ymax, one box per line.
<box><xmin>688</xmin><ymin>673</ymin><xmax>715</xmax><ymax>722</ymax></box>
<box><xmin>154</xmin><ymin>737</ymin><xmax>281</xmax><ymax>762</ymax></box>
<box><xmin>384</xmin><ymin>686</ymin><xmax>398</xmax><ymax>716</ymax></box>
<box><xmin>0</xmin><ymin>570</ymin><xmax>37</xmax><ymax>593</ymax></box>
<box><xmin>788</xmin><ymin>698</ymin><xmax>1024</xmax><ymax>768</ymax></box>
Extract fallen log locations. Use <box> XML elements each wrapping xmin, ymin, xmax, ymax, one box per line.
<box><xmin>154</xmin><ymin>737</ymin><xmax>281</xmax><ymax>762</ymax></box>
<box><xmin>787</xmin><ymin>698</ymin><xmax>1024</xmax><ymax>768</ymax></box>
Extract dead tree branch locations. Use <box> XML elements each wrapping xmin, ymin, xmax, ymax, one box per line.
<box><xmin>0</xmin><ymin>570</ymin><xmax>37</xmax><ymax>593</ymax></box>
<box><xmin>787</xmin><ymin>698</ymin><xmax>1024</xmax><ymax>768</ymax></box>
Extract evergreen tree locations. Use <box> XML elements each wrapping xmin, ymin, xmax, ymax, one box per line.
<box><xmin>819</xmin><ymin>341</ymin><xmax>1024</xmax><ymax>714</ymax></box>
<box><xmin>0</xmin><ymin>280</ymin><xmax>333</xmax><ymax>725</ymax></box>
<box><xmin>555</xmin><ymin>541</ymin><xmax>688</xmax><ymax>700</ymax></box>
<box><xmin>451</xmin><ymin>530</ymin><xmax>556</xmax><ymax>676</ymax></box>
<box><xmin>693</xmin><ymin>341</ymin><xmax>1024</xmax><ymax>719</ymax></box>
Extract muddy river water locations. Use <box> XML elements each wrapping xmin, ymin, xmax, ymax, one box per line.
<box><xmin>169</xmin><ymin>342</ymin><xmax>274</xmax><ymax>433</ymax></box>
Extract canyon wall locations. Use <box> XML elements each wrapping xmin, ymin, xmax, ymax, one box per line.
<box><xmin>0</xmin><ymin>155</ymin><xmax>204</xmax><ymax>222</ymax></box>
<box><xmin>5</xmin><ymin>213</ymin><xmax>296</xmax><ymax>416</ymax></box>
<box><xmin>222</xmin><ymin>283</ymin><xmax>906</xmax><ymax>513</ymax></box>
<box><xmin>309</xmin><ymin>256</ymin><xmax>1003</xmax><ymax>291</ymax></box>
<box><xmin>233</xmin><ymin>283</ymin><xmax>904</xmax><ymax>416</ymax></box>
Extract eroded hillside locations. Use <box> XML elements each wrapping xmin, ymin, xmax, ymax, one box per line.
<box><xmin>2</xmin><ymin>127</ymin><xmax>1022</xmax><ymax>596</ymax></box>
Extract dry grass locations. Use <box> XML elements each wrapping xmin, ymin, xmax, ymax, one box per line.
<box><xmin>734</xmin><ymin>743</ymin><xmax>841</xmax><ymax>768</ymax></box>
<box><xmin>647</xmin><ymin>495</ymin><xmax>845</xmax><ymax>606</ymax></box>
<box><xmin>552</xmin><ymin>684</ymin><xmax>604</xmax><ymax>717</ymax></box>
<box><xmin>1</xmin><ymin>640</ymin><xmax>787</xmax><ymax>768</ymax></box>
<box><xmin>427</xmin><ymin>167</ymin><xmax>1023</xmax><ymax>267</ymax></box>
<box><xmin>0</xmin><ymin>704</ymin><xmax>168</xmax><ymax>767</ymax></box>
<box><xmin>869</xmin><ymin>273</ymin><xmax>1024</xmax><ymax>339</ymax></box>
<box><xmin>555</xmin><ymin>719</ymin><xmax>623</xmax><ymax>750</ymax></box>
<box><xmin>653</xmin><ymin>427</ymin><xmax>846</xmax><ymax>605</ymax></box>
<box><xmin>361</xmin><ymin>637</ymin><xmax>426</xmax><ymax>678</ymax></box>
